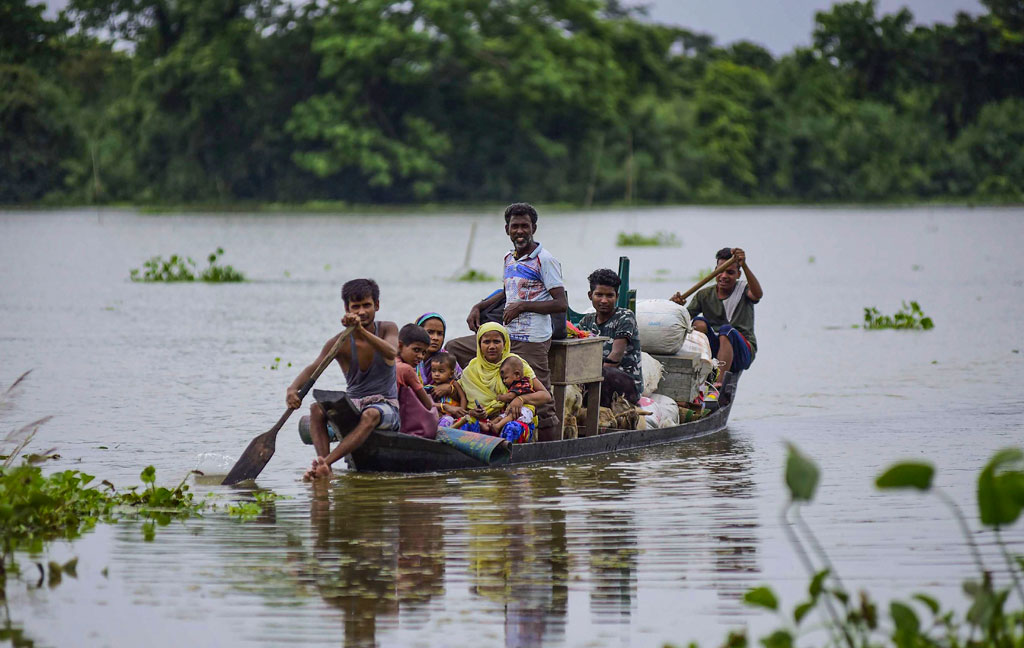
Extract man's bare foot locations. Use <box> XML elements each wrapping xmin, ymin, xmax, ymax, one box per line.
<box><xmin>302</xmin><ymin>456</ymin><xmax>332</xmax><ymax>481</ymax></box>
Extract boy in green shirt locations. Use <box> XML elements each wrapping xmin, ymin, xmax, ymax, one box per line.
<box><xmin>671</xmin><ymin>247</ymin><xmax>763</xmax><ymax>386</ymax></box>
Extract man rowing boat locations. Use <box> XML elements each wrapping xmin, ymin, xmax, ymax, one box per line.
<box><xmin>287</xmin><ymin>278</ymin><xmax>401</xmax><ymax>480</ymax></box>
<box><xmin>671</xmin><ymin>247</ymin><xmax>763</xmax><ymax>386</ymax></box>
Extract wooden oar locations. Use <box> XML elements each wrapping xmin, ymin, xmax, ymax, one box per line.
<box><xmin>674</xmin><ymin>255</ymin><xmax>739</xmax><ymax>302</ymax></box>
<box><xmin>222</xmin><ymin>326</ymin><xmax>356</xmax><ymax>485</ymax></box>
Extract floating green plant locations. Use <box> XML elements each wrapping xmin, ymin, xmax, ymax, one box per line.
<box><xmin>862</xmin><ymin>301</ymin><xmax>934</xmax><ymax>330</ymax></box>
<box><xmin>267</xmin><ymin>357</ymin><xmax>291</xmax><ymax>371</ymax></box>
<box><xmin>689</xmin><ymin>266</ymin><xmax>715</xmax><ymax>282</ymax></box>
<box><xmin>616</xmin><ymin>231</ymin><xmax>680</xmax><ymax>247</ymax></box>
<box><xmin>455</xmin><ymin>268</ymin><xmax>497</xmax><ymax>282</ymax></box>
<box><xmin>0</xmin><ymin>372</ymin><xmax>206</xmax><ymax>594</ymax></box>
<box><xmin>130</xmin><ymin>247</ymin><xmax>245</xmax><ymax>282</ymax></box>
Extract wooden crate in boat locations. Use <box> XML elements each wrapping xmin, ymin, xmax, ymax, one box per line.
<box><xmin>650</xmin><ymin>351</ymin><xmax>710</xmax><ymax>403</ymax></box>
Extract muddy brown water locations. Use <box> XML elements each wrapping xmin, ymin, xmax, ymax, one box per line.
<box><xmin>0</xmin><ymin>206</ymin><xmax>1022</xmax><ymax>647</ymax></box>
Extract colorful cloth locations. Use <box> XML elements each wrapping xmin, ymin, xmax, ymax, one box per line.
<box><xmin>507</xmin><ymin>377</ymin><xmax>534</xmax><ymax>396</ymax></box>
<box><xmin>578</xmin><ymin>308</ymin><xmax>644</xmax><ymax>398</ymax></box>
<box><xmin>500</xmin><ymin>420</ymin><xmax>536</xmax><ymax>444</ymax></box>
<box><xmin>414</xmin><ymin>313</ymin><xmax>463</xmax><ymax>385</ymax></box>
<box><xmin>458</xmin><ymin>323</ymin><xmax>536</xmax><ymax>415</ymax></box>
<box><xmin>503</xmin><ymin>243</ymin><xmax>564</xmax><ymax>343</ymax></box>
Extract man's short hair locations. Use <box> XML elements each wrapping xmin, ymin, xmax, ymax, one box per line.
<box><xmin>504</xmin><ymin>202</ymin><xmax>538</xmax><ymax>225</ymax></box>
<box><xmin>587</xmin><ymin>268</ymin><xmax>621</xmax><ymax>293</ymax></box>
<box><xmin>500</xmin><ymin>356</ymin><xmax>524</xmax><ymax>372</ymax></box>
<box><xmin>399</xmin><ymin>323</ymin><xmax>431</xmax><ymax>347</ymax></box>
<box><xmin>341</xmin><ymin>278</ymin><xmax>380</xmax><ymax>306</ymax></box>
<box><xmin>715</xmin><ymin>247</ymin><xmax>733</xmax><ymax>262</ymax></box>
<box><xmin>430</xmin><ymin>351</ymin><xmax>457</xmax><ymax>372</ymax></box>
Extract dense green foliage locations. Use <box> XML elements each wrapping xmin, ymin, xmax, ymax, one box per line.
<box><xmin>0</xmin><ymin>461</ymin><xmax>205</xmax><ymax>592</ymax></box>
<box><xmin>129</xmin><ymin>248</ymin><xmax>245</xmax><ymax>282</ymax></box>
<box><xmin>3</xmin><ymin>0</ymin><xmax>1023</xmax><ymax>205</ymax></box>
<box><xmin>684</xmin><ymin>445</ymin><xmax>1024</xmax><ymax>648</ymax></box>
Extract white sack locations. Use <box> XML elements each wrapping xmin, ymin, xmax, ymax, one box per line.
<box><xmin>678</xmin><ymin>330</ymin><xmax>712</xmax><ymax>362</ymax></box>
<box><xmin>637</xmin><ymin>299</ymin><xmax>692</xmax><ymax>355</ymax></box>
<box><xmin>640</xmin><ymin>352</ymin><xmax>663</xmax><ymax>397</ymax></box>
<box><xmin>648</xmin><ymin>393</ymin><xmax>681</xmax><ymax>428</ymax></box>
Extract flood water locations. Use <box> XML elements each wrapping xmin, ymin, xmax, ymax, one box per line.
<box><xmin>1</xmin><ymin>205</ymin><xmax>1022</xmax><ymax>647</ymax></box>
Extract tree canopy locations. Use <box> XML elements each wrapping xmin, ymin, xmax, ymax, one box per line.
<box><xmin>3</xmin><ymin>0</ymin><xmax>1022</xmax><ymax>205</ymax></box>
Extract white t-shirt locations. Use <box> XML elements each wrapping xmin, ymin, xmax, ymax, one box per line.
<box><xmin>502</xmin><ymin>243</ymin><xmax>564</xmax><ymax>343</ymax></box>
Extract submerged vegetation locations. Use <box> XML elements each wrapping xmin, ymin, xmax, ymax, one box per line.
<box><xmin>862</xmin><ymin>301</ymin><xmax>935</xmax><ymax>330</ymax></box>
<box><xmin>616</xmin><ymin>231</ymin><xmax>681</xmax><ymax>247</ymax></box>
<box><xmin>4</xmin><ymin>0</ymin><xmax>1024</xmax><ymax>206</ymax></box>
<box><xmin>692</xmin><ymin>444</ymin><xmax>1024</xmax><ymax>648</ymax></box>
<box><xmin>130</xmin><ymin>248</ymin><xmax>245</xmax><ymax>283</ymax></box>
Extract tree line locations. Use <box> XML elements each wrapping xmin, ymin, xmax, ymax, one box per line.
<box><xmin>2</xmin><ymin>0</ymin><xmax>1022</xmax><ymax>206</ymax></box>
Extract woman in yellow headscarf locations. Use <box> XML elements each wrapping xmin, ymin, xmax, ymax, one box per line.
<box><xmin>459</xmin><ymin>323</ymin><xmax>552</xmax><ymax>442</ymax></box>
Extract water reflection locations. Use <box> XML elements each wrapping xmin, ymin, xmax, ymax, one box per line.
<box><xmin>99</xmin><ymin>431</ymin><xmax>760</xmax><ymax>648</ymax></box>
<box><xmin>307</xmin><ymin>476</ymin><xmax>446</xmax><ymax>648</ymax></box>
<box><xmin>463</xmin><ymin>471</ymin><xmax>569</xmax><ymax>647</ymax></box>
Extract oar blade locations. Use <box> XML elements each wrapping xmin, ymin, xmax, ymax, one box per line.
<box><xmin>221</xmin><ymin>429</ymin><xmax>278</xmax><ymax>485</ymax></box>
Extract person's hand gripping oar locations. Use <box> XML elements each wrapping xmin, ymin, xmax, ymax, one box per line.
<box><xmin>669</xmin><ymin>255</ymin><xmax>738</xmax><ymax>306</ymax></box>
<box><xmin>221</xmin><ymin>326</ymin><xmax>356</xmax><ymax>485</ymax></box>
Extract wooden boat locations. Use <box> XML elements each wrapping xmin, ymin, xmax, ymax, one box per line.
<box><xmin>304</xmin><ymin>255</ymin><xmax>741</xmax><ymax>474</ymax></box>
<box><xmin>319</xmin><ymin>372</ymin><xmax>739</xmax><ymax>473</ymax></box>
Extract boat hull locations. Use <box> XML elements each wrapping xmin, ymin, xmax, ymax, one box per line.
<box><xmin>334</xmin><ymin>374</ymin><xmax>739</xmax><ymax>473</ymax></box>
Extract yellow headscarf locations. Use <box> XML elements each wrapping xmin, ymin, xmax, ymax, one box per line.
<box><xmin>459</xmin><ymin>322</ymin><xmax>535</xmax><ymax>414</ymax></box>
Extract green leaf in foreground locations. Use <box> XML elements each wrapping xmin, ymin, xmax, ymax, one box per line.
<box><xmin>785</xmin><ymin>443</ymin><xmax>819</xmax><ymax>502</ymax></box>
<box><xmin>743</xmin><ymin>586</ymin><xmax>779</xmax><ymax>610</ymax></box>
<box><xmin>890</xmin><ymin>601</ymin><xmax>921</xmax><ymax>635</ymax></box>
<box><xmin>759</xmin><ymin>630</ymin><xmax>793</xmax><ymax>648</ymax></box>
<box><xmin>876</xmin><ymin>462</ymin><xmax>935</xmax><ymax>491</ymax></box>
<box><xmin>912</xmin><ymin>593</ymin><xmax>940</xmax><ymax>615</ymax></box>
<box><xmin>977</xmin><ymin>448</ymin><xmax>1024</xmax><ymax>527</ymax></box>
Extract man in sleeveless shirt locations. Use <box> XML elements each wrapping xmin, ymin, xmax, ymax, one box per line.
<box><xmin>670</xmin><ymin>247</ymin><xmax>763</xmax><ymax>387</ymax></box>
<box><xmin>287</xmin><ymin>278</ymin><xmax>400</xmax><ymax>480</ymax></box>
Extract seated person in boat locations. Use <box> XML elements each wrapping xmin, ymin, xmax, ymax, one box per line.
<box><xmin>483</xmin><ymin>356</ymin><xmax>538</xmax><ymax>443</ymax></box>
<box><xmin>415</xmin><ymin>312</ymin><xmax>463</xmax><ymax>391</ymax></box>
<box><xmin>428</xmin><ymin>351</ymin><xmax>468</xmax><ymax>427</ymax></box>
<box><xmin>287</xmin><ymin>278</ymin><xmax>400</xmax><ymax>480</ymax></box>
<box><xmin>396</xmin><ymin>323</ymin><xmax>435</xmax><ymax>412</ymax></box>
<box><xmin>459</xmin><ymin>323</ymin><xmax>552</xmax><ymax>443</ymax></box>
<box><xmin>577</xmin><ymin>269</ymin><xmax>643</xmax><ymax>406</ymax></box>
<box><xmin>670</xmin><ymin>247</ymin><xmax>762</xmax><ymax>386</ymax></box>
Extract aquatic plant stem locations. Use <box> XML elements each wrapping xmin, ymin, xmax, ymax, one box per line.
<box><xmin>793</xmin><ymin>506</ymin><xmax>851</xmax><ymax>600</ymax></box>
<box><xmin>782</xmin><ymin>504</ymin><xmax>852</xmax><ymax>648</ymax></box>
<box><xmin>994</xmin><ymin>527</ymin><xmax>1024</xmax><ymax>604</ymax></box>
<box><xmin>935</xmin><ymin>489</ymin><xmax>988</xmax><ymax>575</ymax></box>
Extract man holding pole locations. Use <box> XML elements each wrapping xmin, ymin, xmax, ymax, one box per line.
<box><xmin>671</xmin><ymin>247</ymin><xmax>763</xmax><ymax>386</ymax></box>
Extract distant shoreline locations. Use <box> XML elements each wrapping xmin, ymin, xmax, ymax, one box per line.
<box><xmin>2</xmin><ymin>198</ymin><xmax>1021</xmax><ymax>215</ymax></box>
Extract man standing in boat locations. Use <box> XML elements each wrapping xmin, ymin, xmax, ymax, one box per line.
<box><xmin>446</xmin><ymin>203</ymin><xmax>567</xmax><ymax>440</ymax></box>
<box><xmin>287</xmin><ymin>278</ymin><xmax>401</xmax><ymax>479</ymax></box>
<box><xmin>671</xmin><ymin>247</ymin><xmax>762</xmax><ymax>386</ymax></box>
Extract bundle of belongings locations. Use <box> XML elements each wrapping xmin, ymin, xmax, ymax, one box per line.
<box><xmin>565</xmin><ymin>300</ymin><xmax>719</xmax><ymax>432</ymax></box>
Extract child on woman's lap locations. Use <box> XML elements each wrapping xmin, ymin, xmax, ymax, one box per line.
<box><xmin>485</xmin><ymin>356</ymin><xmax>536</xmax><ymax>443</ymax></box>
<box><xmin>428</xmin><ymin>352</ymin><xmax>467</xmax><ymax>427</ymax></box>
